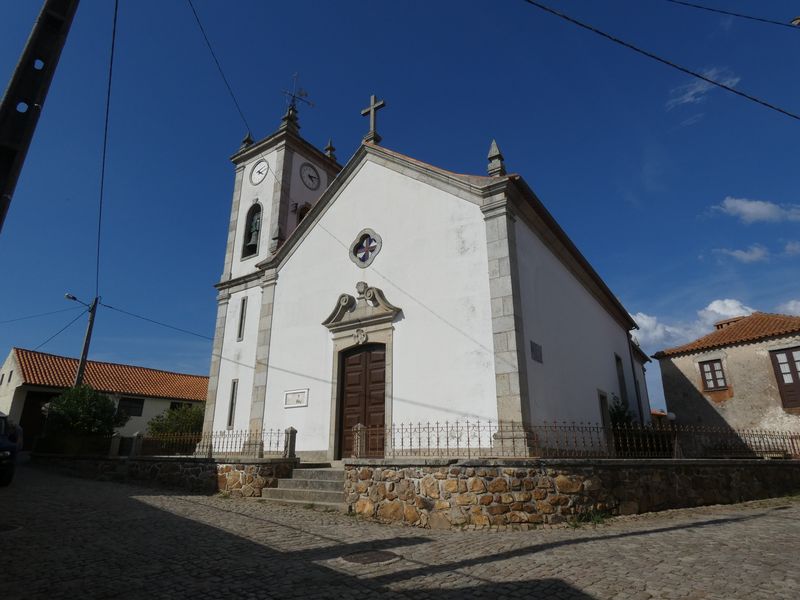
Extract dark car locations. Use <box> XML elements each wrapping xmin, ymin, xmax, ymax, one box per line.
<box><xmin>0</xmin><ymin>411</ymin><xmax>21</xmax><ymax>486</ymax></box>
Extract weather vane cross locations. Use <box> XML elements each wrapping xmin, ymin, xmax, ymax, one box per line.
<box><xmin>283</xmin><ymin>73</ymin><xmax>313</xmax><ymax>110</ymax></box>
<box><xmin>361</xmin><ymin>94</ymin><xmax>386</xmax><ymax>144</ymax></box>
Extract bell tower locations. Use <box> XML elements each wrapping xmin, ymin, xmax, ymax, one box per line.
<box><xmin>203</xmin><ymin>103</ymin><xmax>341</xmax><ymax>435</ymax></box>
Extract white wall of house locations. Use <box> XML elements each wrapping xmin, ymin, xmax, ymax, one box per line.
<box><xmin>262</xmin><ymin>160</ymin><xmax>497</xmax><ymax>452</ymax></box>
<box><xmin>0</xmin><ymin>350</ymin><xmax>20</xmax><ymax>418</ymax></box>
<box><xmin>112</xmin><ymin>395</ymin><xmax>201</xmax><ymax>436</ymax></box>
<box><xmin>514</xmin><ymin>221</ymin><xmax>640</xmax><ymax>425</ymax></box>
<box><xmin>212</xmin><ymin>285</ymin><xmax>263</xmax><ymax>431</ymax></box>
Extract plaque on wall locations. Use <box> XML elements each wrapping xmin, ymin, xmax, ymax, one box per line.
<box><xmin>284</xmin><ymin>389</ymin><xmax>309</xmax><ymax>408</ymax></box>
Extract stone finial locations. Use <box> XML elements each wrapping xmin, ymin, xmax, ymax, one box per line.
<box><xmin>278</xmin><ymin>104</ymin><xmax>300</xmax><ymax>134</ymax></box>
<box><xmin>325</xmin><ymin>137</ymin><xmax>337</xmax><ymax>161</ymax></box>
<box><xmin>239</xmin><ymin>132</ymin><xmax>254</xmax><ymax>149</ymax></box>
<box><xmin>355</xmin><ymin>281</ymin><xmax>368</xmax><ymax>298</ymax></box>
<box><xmin>487</xmin><ymin>139</ymin><xmax>506</xmax><ymax>177</ymax></box>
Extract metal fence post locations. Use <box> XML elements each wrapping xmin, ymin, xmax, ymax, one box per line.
<box><xmin>283</xmin><ymin>427</ymin><xmax>297</xmax><ymax>459</ymax></box>
<box><xmin>130</xmin><ymin>432</ymin><xmax>143</xmax><ymax>457</ymax></box>
<box><xmin>353</xmin><ymin>423</ymin><xmax>366</xmax><ymax>458</ymax></box>
<box><xmin>108</xmin><ymin>433</ymin><xmax>121</xmax><ymax>458</ymax></box>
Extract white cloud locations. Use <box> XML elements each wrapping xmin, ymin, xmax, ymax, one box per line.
<box><xmin>666</xmin><ymin>67</ymin><xmax>740</xmax><ymax>110</ymax></box>
<box><xmin>680</xmin><ymin>113</ymin><xmax>704</xmax><ymax>127</ymax></box>
<box><xmin>631</xmin><ymin>299</ymin><xmax>755</xmax><ymax>352</ymax></box>
<box><xmin>785</xmin><ymin>241</ymin><xmax>800</xmax><ymax>256</ymax></box>
<box><xmin>715</xmin><ymin>196</ymin><xmax>800</xmax><ymax>224</ymax></box>
<box><xmin>777</xmin><ymin>300</ymin><xmax>800</xmax><ymax>316</ymax></box>
<box><xmin>713</xmin><ymin>244</ymin><xmax>769</xmax><ymax>263</ymax></box>
<box><xmin>696</xmin><ymin>299</ymin><xmax>755</xmax><ymax>328</ymax></box>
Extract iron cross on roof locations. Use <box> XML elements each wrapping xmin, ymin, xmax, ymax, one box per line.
<box><xmin>361</xmin><ymin>94</ymin><xmax>386</xmax><ymax>144</ymax></box>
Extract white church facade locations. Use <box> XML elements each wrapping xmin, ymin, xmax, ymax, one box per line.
<box><xmin>203</xmin><ymin>98</ymin><xmax>651</xmax><ymax>460</ymax></box>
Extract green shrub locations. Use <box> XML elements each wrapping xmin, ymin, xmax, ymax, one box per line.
<box><xmin>43</xmin><ymin>385</ymin><xmax>129</xmax><ymax>439</ymax></box>
<box><xmin>147</xmin><ymin>404</ymin><xmax>204</xmax><ymax>435</ymax></box>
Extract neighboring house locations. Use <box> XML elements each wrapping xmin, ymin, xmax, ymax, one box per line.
<box><xmin>654</xmin><ymin>312</ymin><xmax>800</xmax><ymax>431</ymax></box>
<box><xmin>0</xmin><ymin>348</ymin><xmax>208</xmax><ymax>448</ymax></box>
<box><xmin>203</xmin><ymin>103</ymin><xmax>651</xmax><ymax>461</ymax></box>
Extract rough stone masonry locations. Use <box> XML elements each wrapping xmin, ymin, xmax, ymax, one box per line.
<box><xmin>345</xmin><ymin>459</ymin><xmax>800</xmax><ymax>529</ymax></box>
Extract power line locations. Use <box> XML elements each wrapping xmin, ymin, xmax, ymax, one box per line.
<box><xmin>100</xmin><ymin>302</ymin><xmax>213</xmax><ymax>340</ymax></box>
<box><xmin>96</xmin><ymin>0</ymin><xmax>120</xmax><ymax>297</ymax></box>
<box><xmin>663</xmin><ymin>0</ymin><xmax>800</xmax><ymax>30</ymax></box>
<box><xmin>186</xmin><ymin>0</ymin><xmax>253</xmax><ymax>135</ymax></box>
<box><xmin>34</xmin><ymin>309</ymin><xmax>88</xmax><ymax>350</ymax></box>
<box><xmin>521</xmin><ymin>0</ymin><xmax>800</xmax><ymax>122</ymax></box>
<box><xmin>0</xmin><ymin>306</ymin><xmax>83</xmax><ymax>325</ymax></box>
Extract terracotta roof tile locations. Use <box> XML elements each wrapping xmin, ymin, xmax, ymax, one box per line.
<box><xmin>654</xmin><ymin>312</ymin><xmax>800</xmax><ymax>358</ymax></box>
<box><xmin>13</xmin><ymin>348</ymin><xmax>207</xmax><ymax>402</ymax></box>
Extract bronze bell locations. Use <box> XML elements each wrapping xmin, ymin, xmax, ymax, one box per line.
<box><xmin>246</xmin><ymin>229</ymin><xmax>258</xmax><ymax>247</ymax></box>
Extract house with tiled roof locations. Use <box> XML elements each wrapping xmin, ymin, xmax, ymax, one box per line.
<box><xmin>0</xmin><ymin>348</ymin><xmax>208</xmax><ymax>448</ymax></box>
<box><xmin>653</xmin><ymin>312</ymin><xmax>800</xmax><ymax>431</ymax></box>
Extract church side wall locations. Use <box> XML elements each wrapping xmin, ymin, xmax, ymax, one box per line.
<box><xmin>212</xmin><ymin>285</ymin><xmax>263</xmax><ymax>431</ymax></box>
<box><xmin>265</xmin><ymin>161</ymin><xmax>498</xmax><ymax>453</ymax></box>
<box><xmin>514</xmin><ymin>221</ymin><xmax>639</xmax><ymax>424</ymax></box>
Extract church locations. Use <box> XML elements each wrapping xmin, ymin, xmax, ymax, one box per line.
<box><xmin>202</xmin><ymin>96</ymin><xmax>651</xmax><ymax>460</ymax></box>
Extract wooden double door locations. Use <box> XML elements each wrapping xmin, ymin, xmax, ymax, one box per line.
<box><xmin>338</xmin><ymin>344</ymin><xmax>386</xmax><ymax>458</ymax></box>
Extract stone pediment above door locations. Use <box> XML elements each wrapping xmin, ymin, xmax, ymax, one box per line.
<box><xmin>322</xmin><ymin>281</ymin><xmax>402</xmax><ymax>334</ymax></box>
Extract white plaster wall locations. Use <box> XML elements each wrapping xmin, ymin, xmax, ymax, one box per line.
<box><xmin>212</xmin><ymin>285</ymin><xmax>263</xmax><ymax>431</ymax></box>
<box><xmin>514</xmin><ymin>222</ymin><xmax>639</xmax><ymax>424</ymax></box>
<box><xmin>0</xmin><ymin>350</ymin><xmax>19</xmax><ymax>417</ymax></box>
<box><xmin>264</xmin><ymin>160</ymin><xmax>497</xmax><ymax>452</ymax></box>
<box><xmin>230</xmin><ymin>150</ymin><xmax>278</xmax><ymax>280</ymax></box>
<box><xmin>113</xmin><ymin>396</ymin><xmax>201</xmax><ymax>436</ymax></box>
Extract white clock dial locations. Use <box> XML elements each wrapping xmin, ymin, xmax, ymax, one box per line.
<box><xmin>250</xmin><ymin>159</ymin><xmax>269</xmax><ymax>185</ymax></box>
<box><xmin>299</xmin><ymin>162</ymin><xmax>321</xmax><ymax>190</ymax></box>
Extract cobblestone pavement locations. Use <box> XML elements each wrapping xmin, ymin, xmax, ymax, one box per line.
<box><xmin>1</xmin><ymin>464</ymin><xmax>799</xmax><ymax>599</ymax></box>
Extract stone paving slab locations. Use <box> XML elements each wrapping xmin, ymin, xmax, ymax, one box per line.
<box><xmin>1</xmin><ymin>464</ymin><xmax>798</xmax><ymax>599</ymax></box>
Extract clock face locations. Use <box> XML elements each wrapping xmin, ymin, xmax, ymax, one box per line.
<box><xmin>299</xmin><ymin>162</ymin><xmax>321</xmax><ymax>190</ymax></box>
<box><xmin>250</xmin><ymin>160</ymin><xmax>269</xmax><ymax>185</ymax></box>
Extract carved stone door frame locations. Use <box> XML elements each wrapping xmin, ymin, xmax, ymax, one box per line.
<box><xmin>322</xmin><ymin>281</ymin><xmax>402</xmax><ymax>460</ymax></box>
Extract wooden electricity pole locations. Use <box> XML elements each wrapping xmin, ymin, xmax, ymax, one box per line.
<box><xmin>0</xmin><ymin>0</ymin><xmax>80</xmax><ymax>233</ymax></box>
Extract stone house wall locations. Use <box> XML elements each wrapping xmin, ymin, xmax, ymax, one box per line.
<box><xmin>31</xmin><ymin>454</ymin><xmax>297</xmax><ymax>496</ymax></box>
<box><xmin>659</xmin><ymin>334</ymin><xmax>800</xmax><ymax>431</ymax></box>
<box><xmin>346</xmin><ymin>458</ymin><xmax>800</xmax><ymax>529</ymax></box>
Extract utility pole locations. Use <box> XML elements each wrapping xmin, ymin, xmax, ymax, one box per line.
<box><xmin>0</xmin><ymin>0</ymin><xmax>80</xmax><ymax>233</ymax></box>
<box><xmin>66</xmin><ymin>294</ymin><xmax>98</xmax><ymax>386</ymax></box>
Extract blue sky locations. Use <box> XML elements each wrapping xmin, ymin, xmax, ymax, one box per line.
<box><xmin>1</xmin><ymin>0</ymin><xmax>798</xmax><ymax>409</ymax></box>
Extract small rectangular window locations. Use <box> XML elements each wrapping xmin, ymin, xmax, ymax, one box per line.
<box><xmin>0</xmin><ymin>374</ymin><xmax>4</xmax><ymax>385</ymax></box>
<box><xmin>169</xmin><ymin>401</ymin><xmax>189</xmax><ymax>411</ymax></box>
<box><xmin>7</xmin><ymin>370</ymin><xmax>12</xmax><ymax>384</ymax></box>
<box><xmin>699</xmin><ymin>359</ymin><xmax>727</xmax><ymax>391</ymax></box>
<box><xmin>117</xmin><ymin>397</ymin><xmax>144</xmax><ymax>417</ymax></box>
<box><xmin>227</xmin><ymin>380</ymin><xmax>238</xmax><ymax>429</ymax></box>
<box><xmin>236</xmin><ymin>297</ymin><xmax>247</xmax><ymax>341</ymax></box>
<box><xmin>530</xmin><ymin>341</ymin><xmax>543</xmax><ymax>363</ymax></box>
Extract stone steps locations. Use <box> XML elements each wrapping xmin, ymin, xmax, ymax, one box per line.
<box><xmin>276</xmin><ymin>478</ymin><xmax>342</xmax><ymax>491</ymax></box>
<box><xmin>258</xmin><ymin>465</ymin><xmax>346</xmax><ymax>511</ymax></box>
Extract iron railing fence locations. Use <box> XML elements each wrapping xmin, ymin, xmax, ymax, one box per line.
<box><xmin>352</xmin><ymin>421</ymin><xmax>800</xmax><ymax>460</ymax></box>
<box><xmin>140</xmin><ymin>428</ymin><xmax>290</xmax><ymax>459</ymax></box>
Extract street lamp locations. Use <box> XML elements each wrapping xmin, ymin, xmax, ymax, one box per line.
<box><xmin>65</xmin><ymin>292</ymin><xmax>99</xmax><ymax>387</ymax></box>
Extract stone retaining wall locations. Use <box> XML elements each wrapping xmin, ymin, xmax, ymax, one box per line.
<box><xmin>31</xmin><ymin>454</ymin><xmax>297</xmax><ymax>496</ymax></box>
<box><xmin>345</xmin><ymin>459</ymin><xmax>800</xmax><ymax>529</ymax></box>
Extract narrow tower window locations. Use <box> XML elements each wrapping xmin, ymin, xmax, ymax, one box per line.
<box><xmin>236</xmin><ymin>297</ymin><xmax>247</xmax><ymax>341</ymax></box>
<box><xmin>227</xmin><ymin>380</ymin><xmax>238</xmax><ymax>429</ymax></box>
<box><xmin>242</xmin><ymin>204</ymin><xmax>262</xmax><ymax>258</ymax></box>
